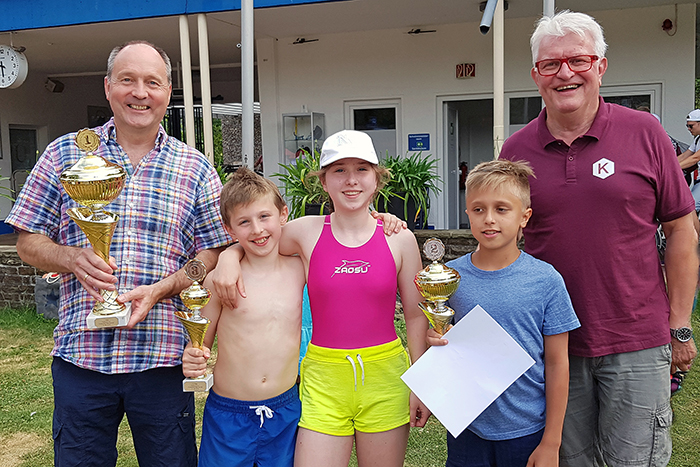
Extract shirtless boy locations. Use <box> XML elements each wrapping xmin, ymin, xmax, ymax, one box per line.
<box><xmin>182</xmin><ymin>167</ymin><xmax>305</xmax><ymax>467</ymax></box>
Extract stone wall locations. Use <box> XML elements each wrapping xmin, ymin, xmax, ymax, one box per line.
<box><xmin>0</xmin><ymin>248</ymin><xmax>44</xmax><ymax>309</ymax></box>
<box><xmin>0</xmin><ymin>230</ymin><xmax>481</xmax><ymax>309</ymax></box>
<box><xmin>415</xmin><ymin>229</ymin><xmax>479</xmax><ymax>265</ymax></box>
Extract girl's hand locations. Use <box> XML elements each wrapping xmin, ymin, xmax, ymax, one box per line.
<box><xmin>210</xmin><ymin>247</ymin><xmax>246</xmax><ymax>309</ymax></box>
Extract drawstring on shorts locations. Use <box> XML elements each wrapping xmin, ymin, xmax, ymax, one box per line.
<box><xmin>345</xmin><ymin>354</ymin><xmax>365</xmax><ymax>391</ymax></box>
<box><xmin>249</xmin><ymin>405</ymin><xmax>274</xmax><ymax>428</ymax></box>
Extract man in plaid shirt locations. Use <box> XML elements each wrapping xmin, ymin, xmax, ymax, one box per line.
<box><xmin>6</xmin><ymin>41</ymin><xmax>230</xmax><ymax>467</ymax></box>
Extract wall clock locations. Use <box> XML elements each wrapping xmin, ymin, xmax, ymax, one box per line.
<box><xmin>0</xmin><ymin>44</ymin><xmax>28</xmax><ymax>89</ymax></box>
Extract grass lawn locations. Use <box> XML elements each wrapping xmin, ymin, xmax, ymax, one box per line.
<box><xmin>1</xmin><ymin>307</ymin><xmax>699</xmax><ymax>466</ymax></box>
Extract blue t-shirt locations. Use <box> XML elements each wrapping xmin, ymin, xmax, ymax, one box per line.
<box><xmin>446</xmin><ymin>251</ymin><xmax>580</xmax><ymax>440</ymax></box>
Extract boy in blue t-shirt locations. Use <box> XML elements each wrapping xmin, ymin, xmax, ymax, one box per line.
<box><xmin>428</xmin><ymin>160</ymin><xmax>580</xmax><ymax>467</ymax></box>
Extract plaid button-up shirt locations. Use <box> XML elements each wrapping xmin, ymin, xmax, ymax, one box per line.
<box><xmin>6</xmin><ymin>119</ymin><xmax>231</xmax><ymax>374</ymax></box>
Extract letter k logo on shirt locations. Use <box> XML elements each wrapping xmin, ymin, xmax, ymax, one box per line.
<box><xmin>593</xmin><ymin>158</ymin><xmax>615</xmax><ymax>180</ymax></box>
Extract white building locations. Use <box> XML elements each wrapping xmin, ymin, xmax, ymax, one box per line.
<box><xmin>0</xmin><ymin>0</ymin><xmax>697</xmax><ymax>229</ymax></box>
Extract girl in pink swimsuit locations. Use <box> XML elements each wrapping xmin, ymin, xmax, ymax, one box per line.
<box><xmin>213</xmin><ymin>130</ymin><xmax>430</xmax><ymax>467</ymax></box>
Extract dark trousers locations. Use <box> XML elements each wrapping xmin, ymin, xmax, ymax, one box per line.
<box><xmin>52</xmin><ymin>357</ymin><xmax>197</xmax><ymax>467</ymax></box>
<box><xmin>446</xmin><ymin>427</ymin><xmax>544</xmax><ymax>467</ymax></box>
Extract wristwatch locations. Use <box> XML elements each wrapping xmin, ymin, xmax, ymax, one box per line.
<box><xmin>670</xmin><ymin>327</ymin><xmax>694</xmax><ymax>343</ymax></box>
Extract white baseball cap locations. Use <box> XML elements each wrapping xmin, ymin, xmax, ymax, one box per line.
<box><xmin>687</xmin><ymin>109</ymin><xmax>700</xmax><ymax>121</ymax></box>
<box><xmin>320</xmin><ymin>130</ymin><xmax>379</xmax><ymax>167</ymax></box>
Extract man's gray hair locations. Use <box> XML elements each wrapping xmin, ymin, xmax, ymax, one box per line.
<box><xmin>106</xmin><ymin>40</ymin><xmax>172</xmax><ymax>84</ymax></box>
<box><xmin>530</xmin><ymin>10</ymin><xmax>607</xmax><ymax>66</ymax></box>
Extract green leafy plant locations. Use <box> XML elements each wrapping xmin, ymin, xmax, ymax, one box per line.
<box><xmin>0</xmin><ymin>169</ymin><xmax>15</xmax><ymax>216</ymax></box>
<box><xmin>377</xmin><ymin>152</ymin><xmax>442</xmax><ymax>229</ymax></box>
<box><xmin>273</xmin><ymin>149</ymin><xmax>329</xmax><ymax>219</ymax></box>
<box><xmin>211</xmin><ymin>118</ymin><xmax>230</xmax><ymax>184</ymax></box>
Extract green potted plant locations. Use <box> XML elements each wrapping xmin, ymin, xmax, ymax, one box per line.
<box><xmin>274</xmin><ymin>148</ymin><xmax>329</xmax><ymax>219</ymax></box>
<box><xmin>0</xmin><ymin>169</ymin><xmax>15</xmax><ymax>215</ymax></box>
<box><xmin>376</xmin><ymin>152</ymin><xmax>442</xmax><ymax>229</ymax></box>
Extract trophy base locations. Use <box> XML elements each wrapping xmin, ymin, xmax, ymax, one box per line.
<box><xmin>183</xmin><ymin>374</ymin><xmax>213</xmax><ymax>392</ymax></box>
<box><xmin>87</xmin><ymin>303</ymin><xmax>131</xmax><ymax>329</ymax></box>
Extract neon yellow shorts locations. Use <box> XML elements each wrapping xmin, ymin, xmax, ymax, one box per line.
<box><xmin>298</xmin><ymin>338</ymin><xmax>410</xmax><ymax>436</ymax></box>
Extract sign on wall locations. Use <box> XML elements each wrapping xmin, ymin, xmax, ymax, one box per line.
<box><xmin>408</xmin><ymin>133</ymin><xmax>430</xmax><ymax>151</ymax></box>
<box><xmin>456</xmin><ymin>63</ymin><xmax>476</xmax><ymax>79</ymax></box>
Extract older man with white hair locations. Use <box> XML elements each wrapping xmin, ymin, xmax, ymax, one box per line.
<box><xmin>500</xmin><ymin>10</ymin><xmax>698</xmax><ymax>467</ymax></box>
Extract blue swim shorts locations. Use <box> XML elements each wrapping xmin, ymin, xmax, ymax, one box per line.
<box><xmin>198</xmin><ymin>385</ymin><xmax>301</xmax><ymax>467</ymax></box>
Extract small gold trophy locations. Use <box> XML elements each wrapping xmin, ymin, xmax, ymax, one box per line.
<box><xmin>59</xmin><ymin>129</ymin><xmax>130</xmax><ymax>329</ymax></box>
<box><xmin>414</xmin><ymin>238</ymin><xmax>461</xmax><ymax>335</ymax></box>
<box><xmin>175</xmin><ymin>259</ymin><xmax>214</xmax><ymax>392</ymax></box>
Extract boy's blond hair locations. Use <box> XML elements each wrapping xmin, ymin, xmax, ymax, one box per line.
<box><xmin>466</xmin><ymin>160</ymin><xmax>535</xmax><ymax>209</ymax></box>
<box><xmin>220</xmin><ymin>167</ymin><xmax>287</xmax><ymax>226</ymax></box>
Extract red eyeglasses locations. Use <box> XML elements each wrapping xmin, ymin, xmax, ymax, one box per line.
<box><xmin>535</xmin><ymin>55</ymin><xmax>599</xmax><ymax>76</ymax></box>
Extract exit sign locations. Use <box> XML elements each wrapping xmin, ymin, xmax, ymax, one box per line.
<box><xmin>456</xmin><ymin>63</ymin><xmax>476</xmax><ymax>79</ymax></box>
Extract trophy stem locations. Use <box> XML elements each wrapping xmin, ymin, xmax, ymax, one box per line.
<box><xmin>68</xmin><ymin>207</ymin><xmax>118</xmax><ymax>264</ymax></box>
<box><xmin>419</xmin><ymin>302</ymin><xmax>455</xmax><ymax>336</ymax></box>
<box><xmin>174</xmin><ymin>311</ymin><xmax>211</xmax><ymax>350</ymax></box>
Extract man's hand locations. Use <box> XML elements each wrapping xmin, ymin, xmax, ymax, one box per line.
<box><xmin>671</xmin><ymin>337</ymin><xmax>697</xmax><ymax>372</ymax></box>
<box><xmin>118</xmin><ymin>284</ymin><xmax>162</xmax><ymax>328</ymax></box>
<box><xmin>210</xmin><ymin>247</ymin><xmax>246</xmax><ymax>310</ymax></box>
<box><xmin>73</xmin><ymin>248</ymin><xmax>118</xmax><ymax>302</ymax></box>
<box><xmin>182</xmin><ymin>343</ymin><xmax>210</xmax><ymax>378</ymax></box>
<box><xmin>371</xmin><ymin>210</ymin><xmax>408</xmax><ymax>235</ymax></box>
<box><xmin>409</xmin><ymin>392</ymin><xmax>431</xmax><ymax>428</ymax></box>
<box><xmin>15</xmin><ymin>232</ymin><xmax>117</xmax><ymax>302</ymax></box>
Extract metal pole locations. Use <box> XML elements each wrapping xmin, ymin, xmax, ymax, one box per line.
<box><xmin>179</xmin><ymin>15</ymin><xmax>196</xmax><ymax>148</ymax></box>
<box><xmin>198</xmin><ymin>14</ymin><xmax>214</xmax><ymax>164</ymax></box>
<box><xmin>241</xmin><ymin>0</ymin><xmax>255</xmax><ymax>169</ymax></box>
<box><xmin>493</xmin><ymin>0</ymin><xmax>504</xmax><ymax>158</ymax></box>
<box><xmin>543</xmin><ymin>0</ymin><xmax>555</xmax><ymax>17</ymax></box>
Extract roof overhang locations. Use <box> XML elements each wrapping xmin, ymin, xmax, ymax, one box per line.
<box><xmin>0</xmin><ymin>0</ymin><xmax>346</xmax><ymax>32</ymax></box>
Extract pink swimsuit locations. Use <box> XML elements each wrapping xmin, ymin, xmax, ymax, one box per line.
<box><xmin>307</xmin><ymin>216</ymin><xmax>398</xmax><ymax>349</ymax></box>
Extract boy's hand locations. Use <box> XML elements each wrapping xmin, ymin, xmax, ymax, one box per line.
<box><xmin>182</xmin><ymin>343</ymin><xmax>211</xmax><ymax>378</ymax></box>
<box><xmin>526</xmin><ymin>439</ymin><xmax>560</xmax><ymax>466</ymax></box>
<box><xmin>371</xmin><ymin>210</ymin><xmax>408</xmax><ymax>235</ymax></box>
<box><xmin>410</xmin><ymin>392</ymin><xmax>431</xmax><ymax>428</ymax></box>
<box><xmin>210</xmin><ymin>247</ymin><xmax>246</xmax><ymax>309</ymax></box>
<box><xmin>426</xmin><ymin>327</ymin><xmax>451</xmax><ymax>346</ymax></box>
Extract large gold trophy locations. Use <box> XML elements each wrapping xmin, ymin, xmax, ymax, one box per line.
<box><xmin>414</xmin><ymin>238</ymin><xmax>461</xmax><ymax>335</ymax></box>
<box><xmin>175</xmin><ymin>259</ymin><xmax>214</xmax><ymax>392</ymax></box>
<box><xmin>59</xmin><ymin>129</ymin><xmax>130</xmax><ymax>329</ymax></box>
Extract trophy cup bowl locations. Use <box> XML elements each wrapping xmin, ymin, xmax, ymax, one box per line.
<box><xmin>176</xmin><ymin>259</ymin><xmax>214</xmax><ymax>392</ymax></box>
<box><xmin>60</xmin><ymin>154</ymin><xmax>128</xmax><ymax>215</ymax></box>
<box><xmin>59</xmin><ymin>129</ymin><xmax>130</xmax><ymax>329</ymax></box>
<box><xmin>414</xmin><ymin>238</ymin><xmax>461</xmax><ymax>335</ymax></box>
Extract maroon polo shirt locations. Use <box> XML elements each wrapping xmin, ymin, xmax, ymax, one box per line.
<box><xmin>501</xmin><ymin>97</ymin><xmax>694</xmax><ymax>357</ymax></box>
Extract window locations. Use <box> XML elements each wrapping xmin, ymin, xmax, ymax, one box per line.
<box><xmin>599</xmin><ymin>83</ymin><xmax>661</xmax><ymax>115</ymax></box>
<box><xmin>507</xmin><ymin>95</ymin><xmax>542</xmax><ymax>136</ymax></box>
<box><xmin>509</xmin><ymin>97</ymin><xmax>542</xmax><ymax>125</ymax></box>
<box><xmin>345</xmin><ymin>100</ymin><xmax>401</xmax><ymax>158</ymax></box>
<box><xmin>602</xmin><ymin>94</ymin><xmax>651</xmax><ymax>110</ymax></box>
<box><xmin>353</xmin><ymin>108</ymin><xmax>396</xmax><ymax>130</ymax></box>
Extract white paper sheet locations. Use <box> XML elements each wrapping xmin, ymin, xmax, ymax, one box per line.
<box><xmin>401</xmin><ymin>305</ymin><xmax>535</xmax><ymax>438</ymax></box>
